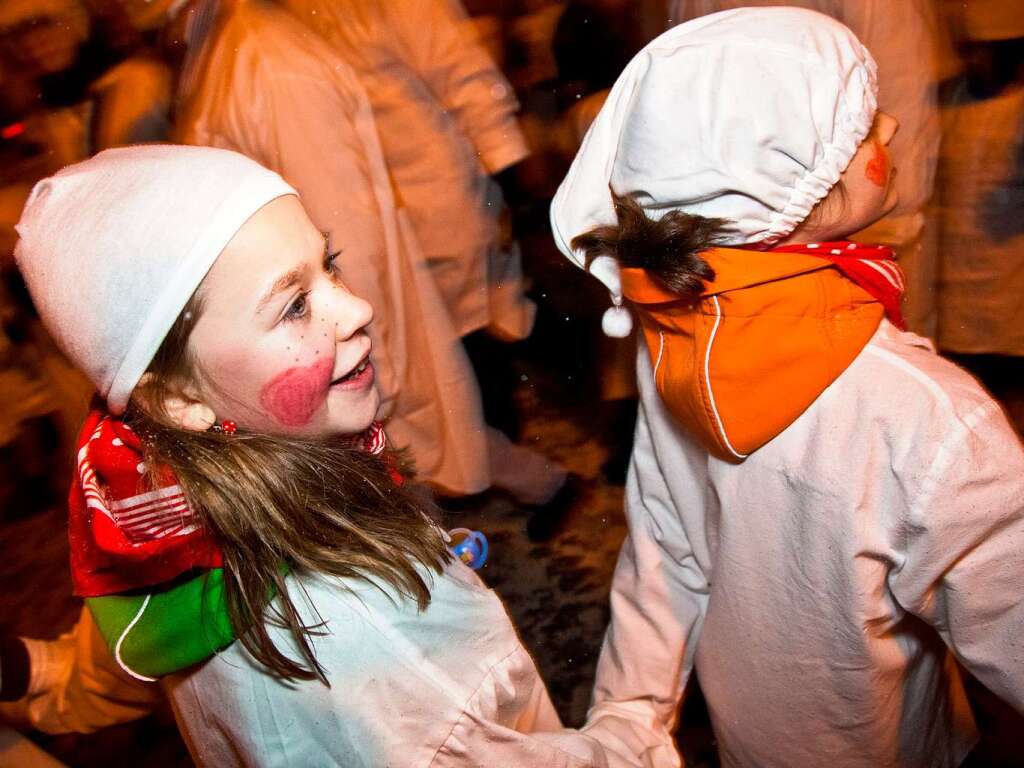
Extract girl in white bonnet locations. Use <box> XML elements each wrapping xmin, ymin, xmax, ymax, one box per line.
<box><xmin>12</xmin><ymin>144</ymin><xmax>617</xmax><ymax>767</ymax></box>
<box><xmin>552</xmin><ymin>7</ymin><xmax>1024</xmax><ymax>767</ymax></box>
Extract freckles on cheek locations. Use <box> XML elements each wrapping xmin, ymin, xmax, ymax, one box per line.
<box><xmin>258</xmin><ymin>358</ymin><xmax>333</xmax><ymax>427</ymax></box>
<box><xmin>864</xmin><ymin>139</ymin><xmax>889</xmax><ymax>188</ymax></box>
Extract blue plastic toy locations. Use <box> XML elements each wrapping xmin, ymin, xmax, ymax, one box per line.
<box><xmin>447</xmin><ymin>528</ymin><xmax>489</xmax><ymax>570</ymax></box>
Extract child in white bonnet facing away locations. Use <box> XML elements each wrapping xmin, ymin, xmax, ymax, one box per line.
<box><xmin>552</xmin><ymin>7</ymin><xmax>1024</xmax><ymax>767</ymax></box>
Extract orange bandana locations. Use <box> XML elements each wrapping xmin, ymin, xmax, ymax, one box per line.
<box><xmin>623</xmin><ymin>247</ymin><xmax>887</xmax><ymax>462</ymax></box>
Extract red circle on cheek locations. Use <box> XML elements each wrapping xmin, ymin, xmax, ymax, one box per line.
<box><xmin>865</xmin><ymin>140</ymin><xmax>889</xmax><ymax>188</ymax></box>
<box><xmin>258</xmin><ymin>358</ymin><xmax>334</xmax><ymax>427</ymax></box>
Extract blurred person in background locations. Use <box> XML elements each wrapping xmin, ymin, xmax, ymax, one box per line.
<box><xmin>0</xmin><ymin>0</ymin><xmax>171</xmax><ymax>248</ymax></box>
<box><xmin>0</xmin><ymin>0</ymin><xmax>172</xmax><ymax>165</ymax></box>
<box><xmin>278</xmin><ymin>0</ymin><xmax>577</xmax><ymax>521</ymax></box>
<box><xmin>117</xmin><ymin>0</ymin><xmax>573</xmax><ymax>522</ymax></box>
<box><xmin>0</xmin><ymin>0</ymin><xmax>173</xmax><ymax>522</ymax></box>
<box><xmin>935</xmin><ymin>3</ymin><xmax>1024</xmax><ymax>436</ymax></box>
<box><xmin>280</xmin><ymin>0</ymin><xmax>532</xmax><ymax>345</ymax></box>
<box><xmin>669</xmin><ymin>0</ymin><xmax>949</xmax><ymax>340</ymax></box>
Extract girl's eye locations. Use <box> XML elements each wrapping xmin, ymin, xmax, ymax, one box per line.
<box><xmin>284</xmin><ymin>291</ymin><xmax>310</xmax><ymax>321</ymax></box>
<box><xmin>324</xmin><ymin>250</ymin><xmax>341</xmax><ymax>278</ymax></box>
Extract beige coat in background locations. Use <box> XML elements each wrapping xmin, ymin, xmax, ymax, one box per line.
<box><xmin>177</xmin><ymin>0</ymin><xmax>491</xmax><ymax>494</ymax></box>
<box><xmin>281</xmin><ymin>0</ymin><xmax>535</xmax><ymax>340</ymax></box>
<box><xmin>937</xmin><ymin>83</ymin><xmax>1024</xmax><ymax>356</ymax></box>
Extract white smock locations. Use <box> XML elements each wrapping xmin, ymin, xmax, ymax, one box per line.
<box><xmin>584</xmin><ymin>322</ymin><xmax>1024</xmax><ymax>767</ymax></box>
<box><xmin>165</xmin><ymin>561</ymin><xmax>611</xmax><ymax>767</ymax></box>
<box><xmin>1</xmin><ymin>571</ymin><xmax>629</xmax><ymax>766</ymax></box>
<box><xmin>176</xmin><ymin>0</ymin><xmax>491</xmax><ymax>494</ymax></box>
<box><xmin>281</xmin><ymin>0</ymin><xmax>534</xmax><ymax>340</ymax></box>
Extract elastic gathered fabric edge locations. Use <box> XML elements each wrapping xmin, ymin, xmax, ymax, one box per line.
<box><xmin>762</xmin><ymin>54</ymin><xmax>879</xmax><ymax>244</ymax></box>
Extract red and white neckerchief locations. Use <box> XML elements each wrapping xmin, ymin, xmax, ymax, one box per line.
<box><xmin>69</xmin><ymin>413</ymin><xmax>393</xmax><ymax>596</ymax></box>
<box><xmin>767</xmin><ymin>241</ymin><xmax>907</xmax><ymax>330</ymax></box>
<box><xmin>358</xmin><ymin>421</ymin><xmax>387</xmax><ymax>456</ymax></box>
<box><xmin>69</xmin><ymin>411</ymin><xmax>222</xmax><ymax>596</ymax></box>
<box><xmin>357</xmin><ymin>421</ymin><xmax>404</xmax><ymax>486</ymax></box>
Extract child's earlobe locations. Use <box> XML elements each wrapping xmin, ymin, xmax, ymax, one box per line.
<box><xmin>134</xmin><ymin>374</ymin><xmax>217</xmax><ymax>432</ymax></box>
<box><xmin>168</xmin><ymin>401</ymin><xmax>218</xmax><ymax>433</ymax></box>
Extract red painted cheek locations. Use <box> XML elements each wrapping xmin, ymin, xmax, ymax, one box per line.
<box><xmin>259</xmin><ymin>358</ymin><xmax>333</xmax><ymax>427</ymax></box>
<box><xmin>864</xmin><ymin>139</ymin><xmax>889</xmax><ymax>188</ymax></box>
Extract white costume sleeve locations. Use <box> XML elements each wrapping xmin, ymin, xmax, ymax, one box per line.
<box><xmin>0</xmin><ymin>608</ymin><xmax>162</xmax><ymax>734</ymax></box>
<box><xmin>387</xmin><ymin>0</ymin><xmax>528</xmax><ymax>174</ymax></box>
<box><xmin>582</xmin><ymin>393</ymin><xmax>710</xmax><ymax>767</ymax></box>
<box><xmin>888</xmin><ymin>401</ymin><xmax>1024</xmax><ymax>714</ymax></box>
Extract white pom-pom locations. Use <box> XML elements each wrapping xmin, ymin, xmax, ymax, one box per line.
<box><xmin>601</xmin><ymin>304</ymin><xmax>633</xmax><ymax>338</ymax></box>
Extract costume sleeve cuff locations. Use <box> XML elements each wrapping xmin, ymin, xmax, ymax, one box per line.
<box><xmin>477</xmin><ymin>127</ymin><xmax>530</xmax><ymax>175</ymax></box>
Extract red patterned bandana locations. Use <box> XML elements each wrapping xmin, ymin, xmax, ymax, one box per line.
<box><xmin>766</xmin><ymin>241</ymin><xmax>906</xmax><ymax>330</ymax></box>
<box><xmin>69</xmin><ymin>413</ymin><xmax>391</xmax><ymax>597</ymax></box>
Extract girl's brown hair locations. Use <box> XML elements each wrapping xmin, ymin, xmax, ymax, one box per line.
<box><xmin>128</xmin><ymin>294</ymin><xmax>450</xmax><ymax>683</ymax></box>
<box><xmin>571</xmin><ymin>192</ymin><xmax>728</xmax><ymax>300</ymax></box>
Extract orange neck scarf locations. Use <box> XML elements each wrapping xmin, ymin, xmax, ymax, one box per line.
<box><xmin>622</xmin><ymin>245</ymin><xmax>892</xmax><ymax>462</ymax></box>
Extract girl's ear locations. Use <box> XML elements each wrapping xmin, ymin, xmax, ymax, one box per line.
<box><xmin>134</xmin><ymin>373</ymin><xmax>217</xmax><ymax>433</ymax></box>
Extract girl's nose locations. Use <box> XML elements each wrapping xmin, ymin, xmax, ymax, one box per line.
<box><xmin>333</xmin><ymin>290</ymin><xmax>374</xmax><ymax>341</ymax></box>
<box><xmin>876</xmin><ymin>112</ymin><xmax>899</xmax><ymax>145</ymax></box>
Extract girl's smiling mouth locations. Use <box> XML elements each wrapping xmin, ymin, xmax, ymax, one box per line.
<box><xmin>330</xmin><ymin>353</ymin><xmax>374</xmax><ymax>391</ymax></box>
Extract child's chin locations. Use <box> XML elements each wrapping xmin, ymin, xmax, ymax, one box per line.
<box><xmin>332</xmin><ymin>394</ymin><xmax>380</xmax><ymax>435</ymax></box>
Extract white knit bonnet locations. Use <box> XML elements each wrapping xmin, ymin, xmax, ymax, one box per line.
<box><xmin>550</xmin><ymin>7</ymin><xmax>879</xmax><ymax>336</ymax></box>
<box><xmin>15</xmin><ymin>144</ymin><xmax>297</xmax><ymax>414</ymax></box>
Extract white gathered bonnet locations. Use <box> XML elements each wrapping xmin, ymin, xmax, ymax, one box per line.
<box><xmin>15</xmin><ymin>145</ymin><xmax>297</xmax><ymax>414</ymax></box>
<box><xmin>550</xmin><ymin>7</ymin><xmax>878</xmax><ymax>334</ymax></box>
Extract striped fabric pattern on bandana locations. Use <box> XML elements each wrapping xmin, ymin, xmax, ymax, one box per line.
<box><xmin>767</xmin><ymin>241</ymin><xmax>906</xmax><ymax>330</ymax></box>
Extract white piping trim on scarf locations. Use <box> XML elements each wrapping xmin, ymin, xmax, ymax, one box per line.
<box><xmin>114</xmin><ymin>594</ymin><xmax>159</xmax><ymax>682</ymax></box>
<box><xmin>706</xmin><ymin>297</ymin><xmax>748</xmax><ymax>461</ymax></box>
<box><xmin>654</xmin><ymin>331</ymin><xmax>666</xmax><ymax>379</ymax></box>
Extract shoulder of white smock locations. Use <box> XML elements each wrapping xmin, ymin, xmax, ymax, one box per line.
<box><xmin>856</xmin><ymin>321</ymin><xmax>1008</xmax><ymax>436</ymax></box>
